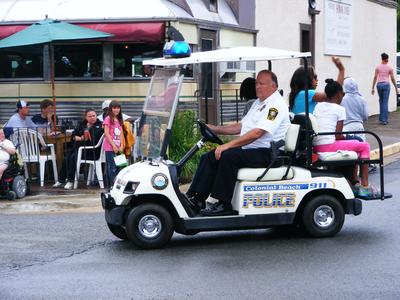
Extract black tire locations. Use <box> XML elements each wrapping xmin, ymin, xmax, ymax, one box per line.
<box><xmin>125</xmin><ymin>203</ymin><xmax>174</xmax><ymax>249</ymax></box>
<box><xmin>6</xmin><ymin>191</ymin><xmax>17</xmax><ymax>201</ymax></box>
<box><xmin>302</xmin><ymin>195</ymin><xmax>345</xmax><ymax>237</ymax></box>
<box><xmin>107</xmin><ymin>223</ymin><xmax>128</xmax><ymax>240</ymax></box>
<box><xmin>12</xmin><ymin>175</ymin><xmax>27</xmax><ymax>199</ymax></box>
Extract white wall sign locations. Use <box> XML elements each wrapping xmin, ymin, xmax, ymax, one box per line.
<box><xmin>324</xmin><ymin>0</ymin><xmax>353</xmax><ymax>56</ymax></box>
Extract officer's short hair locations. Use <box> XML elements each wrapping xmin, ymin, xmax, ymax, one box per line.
<box><xmin>258</xmin><ymin>70</ymin><xmax>278</xmax><ymax>87</ymax></box>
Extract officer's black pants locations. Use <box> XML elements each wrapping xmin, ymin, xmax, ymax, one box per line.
<box><xmin>188</xmin><ymin>147</ymin><xmax>272</xmax><ymax>205</ymax></box>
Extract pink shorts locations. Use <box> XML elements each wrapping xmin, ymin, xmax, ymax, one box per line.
<box><xmin>314</xmin><ymin>140</ymin><xmax>370</xmax><ymax>159</ymax></box>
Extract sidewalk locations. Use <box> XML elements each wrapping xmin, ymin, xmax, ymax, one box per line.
<box><xmin>364</xmin><ymin>110</ymin><xmax>400</xmax><ymax>159</ymax></box>
<box><xmin>1</xmin><ymin>111</ymin><xmax>399</xmax><ymax>214</ymax></box>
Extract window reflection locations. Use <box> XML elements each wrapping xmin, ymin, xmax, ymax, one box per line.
<box><xmin>0</xmin><ymin>47</ymin><xmax>43</xmax><ymax>78</ymax></box>
<box><xmin>113</xmin><ymin>43</ymin><xmax>162</xmax><ymax>78</ymax></box>
<box><xmin>54</xmin><ymin>44</ymin><xmax>102</xmax><ymax>78</ymax></box>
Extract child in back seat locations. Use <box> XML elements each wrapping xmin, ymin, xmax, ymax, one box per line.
<box><xmin>312</xmin><ymin>79</ymin><xmax>373</xmax><ymax>197</ymax></box>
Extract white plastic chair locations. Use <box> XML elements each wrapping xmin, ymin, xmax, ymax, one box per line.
<box><xmin>10</xmin><ymin>128</ymin><xmax>58</xmax><ymax>187</ymax></box>
<box><xmin>73</xmin><ymin>134</ymin><xmax>105</xmax><ymax>189</ymax></box>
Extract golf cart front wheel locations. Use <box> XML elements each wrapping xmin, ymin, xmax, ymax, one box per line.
<box><xmin>126</xmin><ymin>203</ymin><xmax>173</xmax><ymax>249</ymax></box>
<box><xmin>302</xmin><ymin>195</ymin><xmax>344</xmax><ymax>237</ymax></box>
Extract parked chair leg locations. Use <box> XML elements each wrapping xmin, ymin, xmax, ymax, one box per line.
<box><xmin>95</xmin><ymin>162</ymin><xmax>104</xmax><ymax>189</ymax></box>
<box><xmin>23</xmin><ymin>163</ymin><xmax>29</xmax><ymax>179</ymax></box>
<box><xmin>87</xmin><ymin>165</ymin><xmax>94</xmax><ymax>186</ymax></box>
<box><xmin>73</xmin><ymin>162</ymin><xmax>81</xmax><ymax>189</ymax></box>
<box><xmin>39</xmin><ymin>161</ymin><xmax>45</xmax><ymax>187</ymax></box>
<box><xmin>52</xmin><ymin>158</ymin><xmax>58</xmax><ymax>183</ymax></box>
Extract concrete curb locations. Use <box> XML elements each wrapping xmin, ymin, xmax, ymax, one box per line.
<box><xmin>370</xmin><ymin>142</ymin><xmax>400</xmax><ymax>160</ymax></box>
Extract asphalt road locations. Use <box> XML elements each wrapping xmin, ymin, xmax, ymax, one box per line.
<box><xmin>1</xmin><ymin>161</ymin><xmax>400</xmax><ymax>299</ymax></box>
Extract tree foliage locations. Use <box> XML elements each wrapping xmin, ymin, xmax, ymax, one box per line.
<box><xmin>398</xmin><ymin>8</ymin><xmax>399</xmax><ymax>51</ymax></box>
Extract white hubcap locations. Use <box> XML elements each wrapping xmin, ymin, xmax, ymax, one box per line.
<box><xmin>138</xmin><ymin>215</ymin><xmax>162</xmax><ymax>238</ymax></box>
<box><xmin>313</xmin><ymin>205</ymin><xmax>335</xmax><ymax>228</ymax></box>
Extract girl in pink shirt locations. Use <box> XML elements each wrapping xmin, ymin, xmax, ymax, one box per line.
<box><xmin>103</xmin><ymin>100</ymin><xmax>125</xmax><ymax>186</ymax></box>
<box><xmin>371</xmin><ymin>53</ymin><xmax>398</xmax><ymax>125</ymax></box>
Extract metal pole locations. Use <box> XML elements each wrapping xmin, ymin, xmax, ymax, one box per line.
<box><xmin>205</xmin><ymin>91</ymin><xmax>209</xmax><ymax>123</ymax></box>
<box><xmin>235</xmin><ymin>89</ymin><xmax>239</xmax><ymax>122</ymax></box>
<box><xmin>303</xmin><ymin>57</ymin><xmax>312</xmax><ymax>168</ymax></box>
<box><xmin>220</xmin><ymin>89</ymin><xmax>224</xmax><ymax>126</ymax></box>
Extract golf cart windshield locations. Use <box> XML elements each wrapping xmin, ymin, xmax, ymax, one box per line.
<box><xmin>137</xmin><ymin>68</ymin><xmax>183</xmax><ymax>159</ymax></box>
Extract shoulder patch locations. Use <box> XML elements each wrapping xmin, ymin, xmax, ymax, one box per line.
<box><xmin>267</xmin><ymin>108</ymin><xmax>279</xmax><ymax>121</ymax></box>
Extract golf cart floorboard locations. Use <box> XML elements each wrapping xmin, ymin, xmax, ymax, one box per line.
<box><xmin>357</xmin><ymin>192</ymin><xmax>392</xmax><ymax>201</ymax></box>
<box><xmin>183</xmin><ymin>212</ymin><xmax>295</xmax><ymax>232</ymax></box>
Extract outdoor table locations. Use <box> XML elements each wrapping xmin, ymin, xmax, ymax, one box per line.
<box><xmin>44</xmin><ymin>132</ymin><xmax>72</xmax><ymax>171</ymax></box>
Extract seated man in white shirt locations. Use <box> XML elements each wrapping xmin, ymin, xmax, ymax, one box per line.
<box><xmin>4</xmin><ymin>100</ymin><xmax>38</xmax><ymax>130</ymax></box>
<box><xmin>187</xmin><ymin>70</ymin><xmax>291</xmax><ymax>215</ymax></box>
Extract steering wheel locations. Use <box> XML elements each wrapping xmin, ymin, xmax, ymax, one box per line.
<box><xmin>197</xmin><ymin>120</ymin><xmax>223</xmax><ymax>145</ymax></box>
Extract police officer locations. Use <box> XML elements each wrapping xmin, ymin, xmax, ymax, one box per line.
<box><xmin>187</xmin><ymin>70</ymin><xmax>291</xmax><ymax>216</ymax></box>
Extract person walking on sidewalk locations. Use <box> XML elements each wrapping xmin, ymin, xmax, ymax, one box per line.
<box><xmin>371</xmin><ymin>52</ymin><xmax>398</xmax><ymax>125</ymax></box>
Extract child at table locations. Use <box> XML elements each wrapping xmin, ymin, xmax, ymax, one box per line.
<box><xmin>103</xmin><ymin>100</ymin><xmax>125</xmax><ymax>186</ymax></box>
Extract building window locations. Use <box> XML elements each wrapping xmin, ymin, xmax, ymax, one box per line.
<box><xmin>209</xmin><ymin>0</ymin><xmax>218</xmax><ymax>13</ymax></box>
<box><xmin>300</xmin><ymin>23</ymin><xmax>311</xmax><ymax>65</ymax></box>
<box><xmin>54</xmin><ymin>44</ymin><xmax>103</xmax><ymax>78</ymax></box>
<box><xmin>0</xmin><ymin>47</ymin><xmax>43</xmax><ymax>79</ymax></box>
<box><xmin>113</xmin><ymin>43</ymin><xmax>163</xmax><ymax>78</ymax></box>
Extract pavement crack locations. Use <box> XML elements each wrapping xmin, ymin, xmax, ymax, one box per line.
<box><xmin>1</xmin><ymin>239</ymin><xmax>115</xmax><ymax>276</ymax></box>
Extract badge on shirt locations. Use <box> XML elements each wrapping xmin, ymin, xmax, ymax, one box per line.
<box><xmin>267</xmin><ymin>108</ymin><xmax>279</xmax><ymax>121</ymax></box>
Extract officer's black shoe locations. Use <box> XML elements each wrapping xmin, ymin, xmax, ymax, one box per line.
<box><xmin>200</xmin><ymin>202</ymin><xmax>235</xmax><ymax>216</ymax></box>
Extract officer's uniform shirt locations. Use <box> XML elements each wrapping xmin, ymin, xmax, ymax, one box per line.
<box><xmin>240</xmin><ymin>90</ymin><xmax>290</xmax><ymax>149</ymax></box>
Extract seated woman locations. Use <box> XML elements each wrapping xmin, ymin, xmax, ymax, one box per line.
<box><xmin>289</xmin><ymin>57</ymin><xmax>344</xmax><ymax>114</ymax></box>
<box><xmin>313</xmin><ymin>79</ymin><xmax>373</xmax><ymax>198</ymax></box>
<box><xmin>53</xmin><ymin>109</ymin><xmax>103</xmax><ymax>189</ymax></box>
<box><xmin>0</xmin><ymin>128</ymin><xmax>16</xmax><ymax>180</ymax></box>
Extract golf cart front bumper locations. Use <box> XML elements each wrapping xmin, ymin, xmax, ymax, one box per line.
<box><xmin>101</xmin><ymin>192</ymin><xmax>126</xmax><ymax>226</ymax></box>
<box><xmin>346</xmin><ymin>198</ymin><xmax>362</xmax><ymax>216</ymax></box>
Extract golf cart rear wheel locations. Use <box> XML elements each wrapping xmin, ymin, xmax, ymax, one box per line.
<box><xmin>126</xmin><ymin>203</ymin><xmax>173</xmax><ymax>249</ymax></box>
<box><xmin>302</xmin><ymin>195</ymin><xmax>344</xmax><ymax>237</ymax></box>
<box><xmin>12</xmin><ymin>175</ymin><xmax>27</xmax><ymax>199</ymax></box>
<box><xmin>107</xmin><ymin>223</ymin><xmax>128</xmax><ymax>240</ymax></box>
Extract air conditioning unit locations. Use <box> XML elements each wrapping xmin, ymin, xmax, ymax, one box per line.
<box><xmin>219</xmin><ymin>61</ymin><xmax>256</xmax><ymax>78</ymax></box>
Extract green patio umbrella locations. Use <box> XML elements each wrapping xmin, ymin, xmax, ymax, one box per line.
<box><xmin>0</xmin><ymin>18</ymin><xmax>113</xmax><ymax>129</ymax></box>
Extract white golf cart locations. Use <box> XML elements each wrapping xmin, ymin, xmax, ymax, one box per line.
<box><xmin>101</xmin><ymin>46</ymin><xmax>391</xmax><ymax>249</ymax></box>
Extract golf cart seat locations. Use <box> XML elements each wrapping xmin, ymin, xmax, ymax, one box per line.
<box><xmin>292</xmin><ymin>113</ymin><xmax>358</xmax><ymax>162</ymax></box>
<box><xmin>237</xmin><ymin>123</ymin><xmax>300</xmax><ymax>181</ymax></box>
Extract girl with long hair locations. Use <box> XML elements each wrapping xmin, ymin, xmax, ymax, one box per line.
<box><xmin>289</xmin><ymin>57</ymin><xmax>344</xmax><ymax>114</ymax></box>
<box><xmin>103</xmin><ymin>100</ymin><xmax>125</xmax><ymax>186</ymax></box>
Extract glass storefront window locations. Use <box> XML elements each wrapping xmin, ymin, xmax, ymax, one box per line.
<box><xmin>54</xmin><ymin>44</ymin><xmax>103</xmax><ymax>78</ymax></box>
<box><xmin>0</xmin><ymin>46</ymin><xmax>43</xmax><ymax>79</ymax></box>
<box><xmin>113</xmin><ymin>43</ymin><xmax>163</xmax><ymax>78</ymax></box>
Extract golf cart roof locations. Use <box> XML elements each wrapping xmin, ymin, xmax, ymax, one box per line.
<box><xmin>143</xmin><ymin>46</ymin><xmax>311</xmax><ymax>66</ymax></box>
